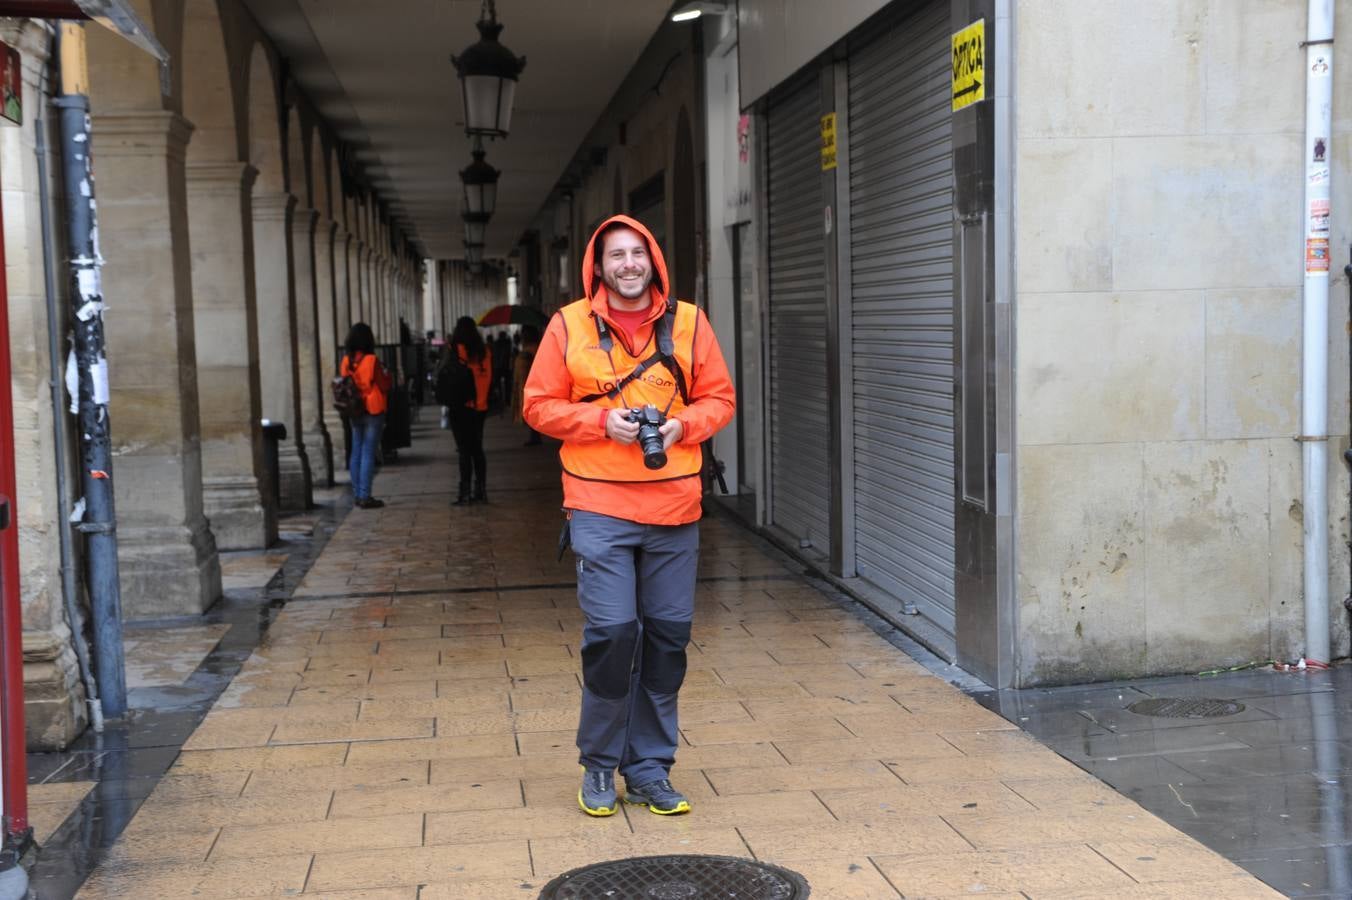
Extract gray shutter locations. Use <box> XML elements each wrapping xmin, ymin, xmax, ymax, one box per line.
<box><xmin>766</xmin><ymin>72</ymin><xmax>831</xmax><ymax>558</ymax></box>
<box><xmin>847</xmin><ymin>1</ymin><xmax>956</xmax><ymax>634</ymax></box>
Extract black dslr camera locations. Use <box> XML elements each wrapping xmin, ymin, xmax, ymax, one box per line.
<box><xmin>625</xmin><ymin>404</ymin><xmax>667</xmax><ymax>470</ymax></box>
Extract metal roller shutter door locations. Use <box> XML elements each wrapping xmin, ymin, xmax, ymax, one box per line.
<box><xmin>847</xmin><ymin>1</ymin><xmax>956</xmax><ymax>634</ymax></box>
<box><xmin>766</xmin><ymin>73</ymin><xmax>831</xmax><ymax>558</ymax></box>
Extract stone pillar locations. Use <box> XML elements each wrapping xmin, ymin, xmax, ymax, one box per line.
<box><xmin>252</xmin><ymin>192</ymin><xmax>312</xmax><ymax>510</ymax></box>
<box><xmin>354</xmin><ymin>240</ymin><xmax>367</xmax><ymax>326</ymax></box>
<box><xmin>93</xmin><ymin>110</ymin><xmax>222</xmax><ymax>617</ymax></box>
<box><xmin>290</xmin><ymin>207</ymin><xmax>332</xmax><ymax>486</ymax></box>
<box><xmin>381</xmin><ymin>258</ymin><xmax>392</xmax><ymax>340</ymax></box>
<box><xmin>186</xmin><ymin>161</ymin><xmax>276</xmax><ymax>550</ymax></box>
<box><xmin>314</xmin><ymin>216</ymin><xmax>341</xmax><ymax>484</ymax></box>
<box><xmin>2</xmin><ymin>20</ymin><xmax>86</xmax><ymax>748</ymax></box>
<box><xmin>333</xmin><ymin>225</ymin><xmax>352</xmax><ymax>346</ymax></box>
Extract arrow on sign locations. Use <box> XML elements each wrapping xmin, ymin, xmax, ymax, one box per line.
<box><xmin>953</xmin><ymin>78</ymin><xmax>982</xmax><ymax>100</ymax></box>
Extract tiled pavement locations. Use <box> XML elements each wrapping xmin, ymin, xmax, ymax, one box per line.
<box><xmin>67</xmin><ymin>419</ymin><xmax>1282</xmax><ymax>898</ymax></box>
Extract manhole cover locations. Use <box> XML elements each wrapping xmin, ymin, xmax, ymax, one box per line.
<box><xmin>538</xmin><ymin>854</ymin><xmax>810</xmax><ymax>899</ymax></box>
<box><xmin>1128</xmin><ymin>697</ymin><xmax>1245</xmax><ymax>718</ymax></box>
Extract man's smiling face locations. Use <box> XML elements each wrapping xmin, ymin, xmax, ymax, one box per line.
<box><xmin>595</xmin><ymin>226</ymin><xmax>653</xmax><ymax>302</ymax></box>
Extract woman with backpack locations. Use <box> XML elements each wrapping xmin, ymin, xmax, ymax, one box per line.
<box><xmin>438</xmin><ymin>316</ymin><xmax>493</xmax><ymax>505</ymax></box>
<box><xmin>339</xmin><ymin>322</ymin><xmax>393</xmax><ymax>509</ymax></box>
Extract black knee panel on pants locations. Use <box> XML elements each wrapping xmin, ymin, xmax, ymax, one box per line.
<box><xmin>581</xmin><ymin>621</ymin><xmax>639</xmax><ymax>700</ymax></box>
<box><xmin>639</xmin><ymin>616</ymin><xmax>691</xmax><ymax>694</ymax></box>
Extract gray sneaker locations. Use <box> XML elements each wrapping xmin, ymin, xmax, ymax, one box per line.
<box><xmin>578</xmin><ymin>768</ymin><xmax>617</xmax><ymax>817</ymax></box>
<box><xmin>624</xmin><ymin>778</ymin><xmax>691</xmax><ymax>815</ymax></box>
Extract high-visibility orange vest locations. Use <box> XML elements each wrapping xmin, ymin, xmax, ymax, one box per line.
<box><xmin>557</xmin><ymin>297</ymin><xmax>702</xmax><ymax>484</ymax></box>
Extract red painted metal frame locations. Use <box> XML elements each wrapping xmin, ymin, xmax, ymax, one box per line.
<box><xmin>0</xmin><ymin>2</ymin><xmax>85</xmax><ymax>18</ymax></box>
<box><xmin>0</xmin><ymin>150</ymin><xmax>27</xmax><ymax>841</ymax></box>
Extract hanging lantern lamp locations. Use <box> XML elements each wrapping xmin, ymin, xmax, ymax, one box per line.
<box><xmin>451</xmin><ymin>0</ymin><xmax>526</xmax><ymax>139</ymax></box>
<box><xmin>460</xmin><ymin>137</ymin><xmax>500</xmax><ymax>216</ymax></box>
<box><xmin>462</xmin><ymin>209</ymin><xmax>491</xmax><ymax>246</ymax></box>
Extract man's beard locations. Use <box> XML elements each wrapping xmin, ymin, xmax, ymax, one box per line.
<box><xmin>605</xmin><ymin>270</ymin><xmax>652</xmax><ymax>300</ymax></box>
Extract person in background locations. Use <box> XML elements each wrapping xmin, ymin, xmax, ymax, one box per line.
<box><xmin>339</xmin><ymin>322</ymin><xmax>392</xmax><ymax>509</ymax></box>
<box><xmin>446</xmin><ymin>316</ymin><xmax>494</xmax><ymax>504</ymax></box>
<box><xmin>512</xmin><ymin>324</ymin><xmax>543</xmax><ymax>446</ymax></box>
<box><xmin>492</xmin><ymin>330</ymin><xmax>513</xmax><ymax>412</ymax></box>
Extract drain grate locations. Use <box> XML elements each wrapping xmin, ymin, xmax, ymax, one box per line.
<box><xmin>537</xmin><ymin>854</ymin><xmax>810</xmax><ymax>899</ymax></box>
<box><xmin>1128</xmin><ymin>697</ymin><xmax>1245</xmax><ymax>719</ymax></box>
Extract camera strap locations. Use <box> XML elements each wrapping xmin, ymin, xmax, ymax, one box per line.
<box><xmin>577</xmin><ymin>298</ymin><xmax>689</xmax><ymax>406</ymax></box>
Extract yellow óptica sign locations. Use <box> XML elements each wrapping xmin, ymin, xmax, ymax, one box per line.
<box><xmin>951</xmin><ymin>19</ymin><xmax>985</xmax><ymax>112</ymax></box>
<box><xmin>820</xmin><ymin>112</ymin><xmax>837</xmax><ymax>171</ymax></box>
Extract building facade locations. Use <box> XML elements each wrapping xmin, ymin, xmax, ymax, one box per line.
<box><xmin>526</xmin><ymin>0</ymin><xmax>1352</xmax><ymax>687</ymax></box>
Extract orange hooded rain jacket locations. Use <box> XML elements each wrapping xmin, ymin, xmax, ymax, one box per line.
<box><xmin>522</xmin><ymin>215</ymin><xmax>735</xmax><ymax>526</ymax></box>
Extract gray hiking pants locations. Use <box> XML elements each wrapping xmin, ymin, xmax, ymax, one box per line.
<box><xmin>568</xmin><ymin>509</ymin><xmax>699</xmax><ymax>787</ymax></box>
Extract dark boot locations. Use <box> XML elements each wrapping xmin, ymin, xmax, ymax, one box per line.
<box><xmin>472</xmin><ymin>478</ymin><xmax>487</xmax><ymax>503</ymax></box>
<box><xmin>453</xmin><ymin>480</ymin><xmax>472</xmax><ymax>506</ymax></box>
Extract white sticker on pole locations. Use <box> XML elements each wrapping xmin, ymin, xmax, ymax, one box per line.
<box><xmin>90</xmin><ymin>358</ymin><xmax>110</xmax><ymax>405</ymax></box>
<box><xmin>1309</xmin><ymin>198</ymin><xmax>1330</xmax><ymax>237</ymax></box>
<box><xmin>64</xmin><ymin>348</ymin><xmax>79</xmax><ymax>413</ymax></box>
<box><xmin>77</xmin><ymin>268</ymin><xmax>101</xmax><ymax>301</ymax></box>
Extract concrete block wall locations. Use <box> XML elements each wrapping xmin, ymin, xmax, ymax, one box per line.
<box><xmin>1013</xmin><ymin>0</ymin><xmax>1352</xmax><ymax>683</ymax></box>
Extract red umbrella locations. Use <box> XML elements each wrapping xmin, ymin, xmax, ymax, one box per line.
<box><xmin>476</xmin><ymin>304</ymin><xmax>549</xmax><ymax>328</ymax></box>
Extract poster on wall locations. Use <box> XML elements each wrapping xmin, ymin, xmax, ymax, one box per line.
<box><xmin>0</xmin><ymin>42</ymin><xmax>20</xmax><ymax>125</ymax></box>
<box><xmin>725</xmin><ymin>112</ymin><xmax>753</xmax><ymax>226</ymax></box>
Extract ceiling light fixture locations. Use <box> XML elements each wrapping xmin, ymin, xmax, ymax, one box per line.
<box><xmin>670</xmin><ymin>1</ymin><xmax>729</xmax><ymax>23</ymax></box>
<box><xmin>465</xmin><ymin>242</ymin><xmax>485</xmax><ymax>266</ymax></box>
<box><xmin>460</xmin><ymin>137</ymin><xmax>500</xmax><ymax>217</ymax></box>
<box><xmin>452</xmin><ymin>0</ymin><xmax>527</xmax><ymax>139</ymax></box>
<box><xmin>462</xmin><ymin>209</ymin><xmax>491</xmax><ymax>245</ymax></box>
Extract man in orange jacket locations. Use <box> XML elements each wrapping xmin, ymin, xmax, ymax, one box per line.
<box><xmin>524</xmin><ymin>215</ymin><xmax>735</xmax><ymax>817</ymax></box>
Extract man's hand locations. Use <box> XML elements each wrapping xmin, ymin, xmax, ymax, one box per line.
<box><xmin>605</xmin><ymin>408</ymin><xmax>640</xmax><ymax>444</ymax></box>
<box><xmin>659</xmin><ymin>417</ymin><xmax>684</xmax><ymax>450</ymax></box>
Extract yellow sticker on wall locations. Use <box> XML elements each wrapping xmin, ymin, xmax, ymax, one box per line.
<box><xmin>820</xmin><ymin>113</ymin><xmax>837</xmax><ymax>171</ymax></box>
<box><xmin>951</xmin><ymin>19</ymin><xmax>986</xmax><ymax>112</ymax></box>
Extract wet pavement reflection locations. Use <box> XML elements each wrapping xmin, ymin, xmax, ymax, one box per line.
<box><xmin>24</xmin><ymin>499</ymin><xmax>347</xmax><ymax>899</ymax></box>
<box><xmin>978</xmin><ymin>665</ymin><xmax>1352</xmax><ymax>897</ymax></box>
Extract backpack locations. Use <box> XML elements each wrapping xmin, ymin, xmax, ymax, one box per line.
<box><xmin>332</xmin><ymin>354</ymin><xmax>367</xmax><ymax>418</ymax></box>
<box><xmin>435</xmin><ymin>354</ymin><xmax>476</xmax><ymax>408</ymax></box>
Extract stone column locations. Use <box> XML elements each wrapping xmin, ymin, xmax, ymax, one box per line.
<box><xmin>93</xmin><ymin>110</ymin><xmax>222</xmax><ymax>617</ymax></box>
<box><xmin>186</xmin><ymin>161</ymin><xmax>276</xmax><ymax>549</ymax></box>
<box><xmin>381</xmin><ymin>258</ymin><xmax>393</xmax><ymax>340</ymax></box>
<box><xmin>354</xmin><ymin>240</ymin><xmax>367</xmax><ymax>326</ymax></box>
<box><xmin>2</xmin><ymin>20</ymin><xmax>86</xmax><ymax>747</ymax></box>
<box><xmin>252</xmin><ymin>192</ymin><xmax>312</xmax><ymax>510</ymax></box>
<box><xmin>314</xmin><ymin>216</ymin><xmax>340</xmax><ymax>485</ymax></box>
<box><xmin>290</xmin><ymin>206</ymin><xmax>332</xmax><ymax>486</ymax></box>
<box><xmin>333</xmin><ymin>225</ymin><xmax>352</xmax><ymax>346</ymax></box>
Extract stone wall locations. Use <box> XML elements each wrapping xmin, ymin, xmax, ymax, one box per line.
<box><xmin>1014</xmin><ymin>0</ymin><xmax>1352</xmax><ymax>682</ymax></box>
<box><xmin>2</xmin><ymin>18</ymin><xmax>88</xmax><ymax>748</ymax></box>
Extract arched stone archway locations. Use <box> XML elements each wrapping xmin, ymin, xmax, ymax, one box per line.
<box><xmin>184</xmin><ymin>0</ymin><xmax>275</xmax><ymax>549</ymax></box>
<box><xmin>249</xmin><ymin>45</ymin><xmax>312</xmax><ymax>510</ymax></box>
<box><xmin>87</xmin><ymin>0</ymin><xmax>222</xmax><ymax>615</ymax></box>
<box><xmin>672</xmin><ymin>106</ymin><xmax>698</xmax><ymax>302</ymax></box>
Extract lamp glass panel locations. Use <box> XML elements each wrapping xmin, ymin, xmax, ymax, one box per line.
<box><xmin>464</xmin><ymin>183</ymin><xmax>485</xmax><ymax>215</ymax></box>
<box><xmin>496</xmin><ymin>80</ymin><xmax>516</xmax><ymax>135</ymax></box>
<box><xmin>464</xmin><ymin>219</ymin><xmax>486</xmax><ymax>244</ymax></box>
<box><xmin>465</xmin><ymin>75</ymin><xmax>505</xmax><ymax>133</ymax></box>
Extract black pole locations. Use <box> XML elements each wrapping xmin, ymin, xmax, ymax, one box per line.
<box><xmin>54</xmin><ymin>24</ymin><xmax>126</xmax><ymax>719</ymax></box>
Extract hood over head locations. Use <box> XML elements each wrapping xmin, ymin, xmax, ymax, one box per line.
<box><xmin>582</xmin><ymin>214</ymin><xmax>670</xmax><ymax>312</ymax></box>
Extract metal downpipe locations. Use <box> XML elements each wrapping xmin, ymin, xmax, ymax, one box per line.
<box><xmin>1301</xmin><ymin>0</ymin><xmax>1335</xmax><ymax>666</ymax></box>
<box><xmin>55</xmin><ymin>22</ymin><xmax>126</xmax><ymax>718</ymax></box>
